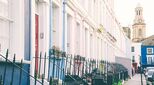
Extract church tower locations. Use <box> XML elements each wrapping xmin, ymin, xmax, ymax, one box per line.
<box><xmin>132</xmin><ymin>4</ymin><xmax>146</xmax><ymax>42</ymax></box>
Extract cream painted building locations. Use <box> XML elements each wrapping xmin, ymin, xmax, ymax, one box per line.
<box><xmin>0</xmin><ymin>0</ymin><xmax>132</xmax><ymax>84</ymax></box>
<box><xmin>131</xmin><ymin>4</ymin><xmax>146</xmax><ymax>70</ymax></box>
<box><xmin>131</xmin><ymin>43</ymin><xmax>141</xmax><ymax>66</ymax></box>
<box><xmin>132</xmin><ymin>4</ymin><xmax>146</xmax><ymax>42</ymax></box>
<box><xmin>61</xmin><ymin>0</ymin><xmax>131</xmax><ymax>61</ymax></box>
<box><xmin>0</xmin><ymin>0</ymin><xmax>50</xmax><ymax>83</ymax></box>
<box><xmin>52</xmin><ymin>0</ymin><xmax>132</xmax><ymax>76</ymax></box>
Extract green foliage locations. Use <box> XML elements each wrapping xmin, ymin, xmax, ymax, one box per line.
<box><xmin>112</xmin><ymin>80</ymin><xmax>122</xmax><ymax>85</ymax></box>
<box><xmin>112</xmin><ymin>82</ymin><xmax>117</xmax><ymax>85</ymax></box>
<box><xmin>117</xmin><ymin>80</ymin><xmax>122</xmax><ymax>85</ymax></box>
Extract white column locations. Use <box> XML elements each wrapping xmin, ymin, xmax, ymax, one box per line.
<box><xmin>82</xmin><ymin>22</ymin><xmax>85</xmax><ymax>57</ymax></box>
<box><xmin>99</xmin><ymin>38</ymin><xmax>101</xmax><ymax>60</ymax></box>
<box><xmin>94</xmin><ymin>36</ymin><xmax>98</xmax><ymax>59</ymax></box>
<box><xmin>79</xmin><ymin>21</ymin><xmax>83</xmax><ymax>56</ymax></box>
<box><xmin>105</xmin><ymin>42</ymin><xmax>107</xmax><ymax>61</ymax></box>
<box><xmin>85</xmin><ymin>27</ymin><xmax>90</xmax><ymax>58</ymax></box>
<box><xmin>97</xmin><ymin>37</ymin><xmax>99</xmax><ymax>60</ymax></box>
<box><xmin>63</xmin><ymin>4</ymin><xmax>67</xmax><ymax>53</ymax></box>
<box><xmin>75</xmin><ymin>22</ymin><xmax>80</xmax><ymax>55</ymax></box>
<box><xmin>71</xmin><ymin>15</ymin><xmax>75</xmax><ymax>55</ymax></box>
<box><xmin>85</xmin><ymin>28</ymin><xmax>88</xmax><ymax>57</ymax></box>
<box><xmin>93</xmin><ymin>35</ymin><xmax>96</xmax><ymax>59</ymax></box>
<box><xmin>102</xmin><ymin>40</ymin><xmax>105</xmax><ymax>61</ymax></box>
<box><xmin>67</xmin><ymin>15</ymin><xmax>74</xmax><ymax>54</ymax></box>
<box><xmin>92</xmin><ymin>33</ymin><xmax>95</xmax><ymax>59</ymax></box>
<box><xmin>90</xmin><ymin>34</ymin><xmax>92</xmax><ymax>58</ymax></box>
<box><xmin>87</xmin><ymin>29</ymin><xmax>90</xmax><ymax>58</ymax></box>
<box><xmin>101</xmin><ymin>39</ymin><xmax>103</xmax><ymax>60</ymax></box>
<box><xmin>29</xmin><ymin>0</ymin><xmax>36</xmax><ymax>84</ymax></box>
<box><xmin>58</xmin><ymin>6</ymin><xmax>63</xmax><ymax>50</ymax></box>
<box><xmin>38</xmin><ymin>3</ymin><xmax>46</xmax><ymax>53</ymax></box>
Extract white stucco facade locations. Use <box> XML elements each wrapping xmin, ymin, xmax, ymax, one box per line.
<box><xmin>0</xmin><ymin>0</ymin><xmax>25</xmax><ymax>60</ymax></box>
<box><xmin>59</xmin><ymin>0</ymin><xmax>131</xmax><ymax>62</ymax></box>
<box><xmin>131</xmin><ymin>43</ymin><xmax>141</xmax><ymax>66</ymax></box>
<box><xmin>0</xmin><ymin>0</ymin><xmax>132</xmax><ymax>82</ymax></box>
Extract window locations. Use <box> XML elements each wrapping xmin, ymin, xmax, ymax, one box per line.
<box><xmin>131</xmin><ymin>46</ymin><xmax>135</xmax><ymax>52</ymax></box>
<box><xmin>138</xmin><ymin>10</ymin><xmax>140</xmax><ymax>15</ymax></box>
<box><xmin>147</xmin><ymin>57</ymin><xmax>152</xmax><ymax>64</ymax></box>
<box><xmin>139</xmin><ymin>29</ymin><xmax>142</xmax><ymax>36</ymax></box>
<box><xmin>147</xmin><ymin>55</ymin><xmax>154</xmax><ymax>65</ymax></box>
<box><xmin>132</xmin><ymin>56</ymin><xmax>135</xmax><ymax>62</ymax></box>
<box><xmin>147</xmin><ymin>48</ymin><xmax>153</xmax><ymax>54</ymax></box>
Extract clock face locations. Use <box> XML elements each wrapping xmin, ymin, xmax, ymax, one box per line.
<box><xmin>138</xmin><ymin>19</ymin><xmax>142</xmax><ymax>23</ymax></box>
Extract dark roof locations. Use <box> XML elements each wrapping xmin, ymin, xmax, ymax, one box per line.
<box><xmin>142</xmin><ymin>35</ymin><xmax>154</xmax><ymax>46</ymax></box>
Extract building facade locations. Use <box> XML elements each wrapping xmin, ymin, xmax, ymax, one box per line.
<box><xmin>141</xmin><ymin>35</ymin><xmax>154</xmax><ymax>67</ymax></box>
<box><xmin>132</xmin><ymin>4</ymin><xmax>146</xmax><ymax>42</ymax></box>
<box><xmin>123</xmin><ymin>27</ymin><xmax>131</xmax><ymax>39</ymax></box>
<box><xmin>131</xmin><ymin>43</ymin><xmax>141</xmax><ymax>71</ymax></box>
<box><xmin>0</xmin><ymin>0</ymin><xmax>132</xmax><ymax>84</ymax></box>
<box><xmin>131</xmin><ymin>4</ymin><xmax>146</xmax><ymax>73</ymax></box>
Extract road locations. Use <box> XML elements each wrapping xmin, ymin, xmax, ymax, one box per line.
<box><xmin>124</xmin><ymin>74</ymin><xmax>146</xmax><ymax>85</ymax></box>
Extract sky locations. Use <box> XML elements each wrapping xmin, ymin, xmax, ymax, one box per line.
<box><xmin>114</xmin><ymin>0</ymin><xmax>154</xmax><ymax>37</ymax></box>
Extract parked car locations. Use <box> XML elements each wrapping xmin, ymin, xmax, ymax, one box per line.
<box><xmin>145</xmin><ymin>67</ymin><xmax>154</xmax><ymax>76</ymax></box>
<box><xmin>146</xmin><ymin>69</ymin><xmax>154</xmax><ymax>82</ymax></box>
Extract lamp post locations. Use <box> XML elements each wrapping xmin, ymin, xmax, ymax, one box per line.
<box><xmin>140</xmin><ymin>55</ymin><xmax>143</xmax><ymax>85</ymax></box>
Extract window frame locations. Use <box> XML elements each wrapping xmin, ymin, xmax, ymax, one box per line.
<box><xmin>131</xmin><ymin>46</ymin><xmax>135</xmax><ymax>52</ymax></box>
<box><xmin>147</xmin><ymin>48</ymin><xmax>153</xmax><ymax>55</ymax></box>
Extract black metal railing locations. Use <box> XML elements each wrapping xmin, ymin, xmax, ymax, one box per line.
<box><xmin>0</xmin><ymin>49</ymin><xmax>129</xmax><ymax>85</ymax></box>
<box><xmin>0</xmin><ymin>49</ymin><xmax>43</xmax><ymax>85</ymax></box>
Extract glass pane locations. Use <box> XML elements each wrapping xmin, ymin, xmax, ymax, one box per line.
<box><xmin>147</xmin><ymin>57</ymin><xmax>152</xmax><ymax>64</ymax></box>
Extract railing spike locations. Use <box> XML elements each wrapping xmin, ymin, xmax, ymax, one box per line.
<box><xmin>38</xmin><ymin>52</ymin><xmax>42</xmax><ymax>78</ymax></box>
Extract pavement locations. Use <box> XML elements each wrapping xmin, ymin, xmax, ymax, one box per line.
<box><xmin>124</xmin><ymin>74</ymin><xmax>146</xmax><ymax>85</ymax></box>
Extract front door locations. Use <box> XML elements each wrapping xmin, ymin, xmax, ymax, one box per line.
<box><xmin>35</xmin><ymin>14</ymin><xmax>39</xmax><ymax>73</ymax></box>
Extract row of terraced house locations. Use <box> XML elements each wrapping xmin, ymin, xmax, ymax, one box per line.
<box><xmin>0</xmin><ymin>0</ymin><xmax>132</xmax><ymax>85</ymax></box>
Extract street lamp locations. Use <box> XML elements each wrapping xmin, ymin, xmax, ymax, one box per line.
<box><xmin>140</xmin><ymin>55</ymin><xmax>143</xmax><ymax>85</ymax></box>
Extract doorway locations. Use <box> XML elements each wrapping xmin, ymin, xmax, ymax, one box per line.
<box><xmin>35</xmin><ymin>14</ymin><xmax>39</xmax><ymax>73</ymax></box>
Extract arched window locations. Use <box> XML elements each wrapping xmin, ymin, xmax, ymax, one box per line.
<box><xmin>138</xmin><ymin>10</ymin><xmax>140</xmax><ymax>15</ymax></box>
<box><xmin>136</xmin><ymin>11</ymin><xmax>138</xmax><ymax>15</ymax></box>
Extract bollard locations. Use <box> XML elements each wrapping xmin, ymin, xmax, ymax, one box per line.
<box><xmin>42</xmin><ymin>74</ymin><xmax>44</xmax><ymax>85</ymax></box>
<box><xmin>0</xmin><ymin>75</ymin><xmax>3</xmax><ymax>85</ymax></box>
<box><xmin>49</xmin><ymin>77</ymin><xmax>52</xmax><ymax>85</ymax></box>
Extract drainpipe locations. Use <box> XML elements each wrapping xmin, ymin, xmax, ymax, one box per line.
<box><xmin>62</xmin><ymin>0</ymin><xmax>67</xmax><ymax>83</ymax></box>
<box><xmin>29</xmin><ymin>0</ymin><xmax>36</xmax><ymax>84</ymax></box>
<box><xmin>49</xmin><ymin>0</ymin><xmax>53</xmax><ymax>49</ymax></box>
<box><xmin>48</xmin><ymin>0</ymin><xmax>53</xmax><ymax>81</ymax></box>
<box><xmin>62</xmin><ymin>0</ymin><xmax>67</xmax><ymax>52</ymax></box>
<box><xmin>29</xmin><ymin>0</ymin><xmax>32</xmax><ymax>61</ymax></box>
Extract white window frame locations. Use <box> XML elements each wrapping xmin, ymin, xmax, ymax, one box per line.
<box><xmin>147</xmin><ymin>55</ymin><xmax>154</xmax><ymax>64</ymax></box>
<box><xmin>147</xmin><ymin>48</ymin><xmax>153</xmax><ymax>55</ymax></box>
<box><xmin>147</xmin><ymin>56</ymin><xmax>152</xmax><ymax>64</ymax></box>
